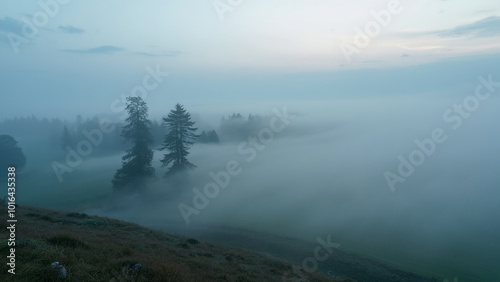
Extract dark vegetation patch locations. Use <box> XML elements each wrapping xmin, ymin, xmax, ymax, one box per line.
<box><xmin>1</xmin><ymin>204</ymin><xmax>346</xmax><ymax>282</ymax></box>
<box><xmin>26</xmin><ymin>212</ymin><xmax>53</xmax><ymax>222</ymax></box>
<box><xmin>66</xmin><ymin>212</ymin><xmax>90</xmax><ymax>219</ymax></box>
<box><xmin>187</xmin><ymin>238</ymin><xmax>199</xmax><ymax>245</ymax></box>
<box><xmin>47</xmin><ymin>234</ymin><xmax>88</xmax><ymax>249</ymax></box>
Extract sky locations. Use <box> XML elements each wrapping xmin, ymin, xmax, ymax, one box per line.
<box><xmin>0</xmin><ymin>0</ymin><xmax>499</xmax><ymax>119</ymax></box>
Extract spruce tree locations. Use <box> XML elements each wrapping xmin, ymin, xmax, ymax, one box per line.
<box><xmin>159</xmin><ymin>103</ymin><xmax>199</xmax><ymax>176</ymax></box>
<box><xmin>112</xmin><ymin>96</ymin><xmax>155</xmax><ymax>191</ymax></box>
<box><xmin>61</xmin><ymin>125</ymin><xmax>72</xmax><ymax>149</ymax></box>
<box><xmin>207</xmin><ymin>130</ymin><xmax>219</xmax><ymax>143</ymax></box>
<box><xmin>0</xmin><ymin>135</ymin><xmax>27</xmax><ymax>178</ymax></box>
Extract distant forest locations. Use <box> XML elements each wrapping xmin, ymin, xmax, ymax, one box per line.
<box><xmin>0</xmin><ymin>111</ymin><xmax>273</xmax><ymax>157</ymax></box>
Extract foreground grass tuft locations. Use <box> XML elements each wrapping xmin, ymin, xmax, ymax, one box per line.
<box><xmin>47</xmin><ymin>235</ymin><xmax>88</xmax><ymax>249</ymax></box>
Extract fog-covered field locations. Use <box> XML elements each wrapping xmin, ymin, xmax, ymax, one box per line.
<box><xmin>10</xmin><ymin>94</ymin><xmax>500</xmax><ymax>281</ymax></box>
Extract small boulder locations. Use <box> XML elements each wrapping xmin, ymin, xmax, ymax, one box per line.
<box><xmin>133</xmin><ymin>263</ymin><xmax>143</xmax><ymax>272</ymax></box>
<box><xmin>51</xmin><ymin>262</ymin><xmax>67</xmax><ymax>279</ymax></box>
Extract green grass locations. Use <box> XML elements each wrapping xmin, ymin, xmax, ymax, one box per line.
<box><xmin>0</xmin><ymin>204</ymin><xmax>344</xmax><ymax>281</ymax></box>
<box><xmin>47</xmin><ymin>235</ymin><xmax>89</xmax><ymax>249</ymax></box>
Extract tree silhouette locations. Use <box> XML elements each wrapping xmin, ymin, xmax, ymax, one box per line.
<box><xmin>198</xmin><ymin>130</ymin><xmax>219</xmax><ymax>143</ymax></box>
<box><xmin>112</xmin><ymin>97</ymin><xmax>155</xmax><ymax>192</ymax></box>
<box><xmin>207</xmin><ymin>130</ymin><xmax>219</xmax><ymax>143</ymax></box>
<box><xmin>198</xmin><ymin>130</ymin><xmax>208</xmax><ymax>143</ymax></box>
<box><xmin>61</xmin><ymin>125</ymin><xmax>73</xmax><ymax>149</ymax></box>
<box><xmin>0</xmin><ymin>135</ymin><xmax>27</xmax><ymax>178</ymax></box>
<box><xmin>159</xmin><ymin>103</ymin><xmax>199</xmax><ymax>176</ymax></box>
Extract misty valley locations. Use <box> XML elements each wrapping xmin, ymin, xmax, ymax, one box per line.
<box><xmin>2</xmin><ymin>94</ymin><xmax>499</xmax><ymax>281</ymax></box>
<box><xmin>2</xmin><ymin>1</ymin><xmax>500</xmax><ymax>281</ymax></box>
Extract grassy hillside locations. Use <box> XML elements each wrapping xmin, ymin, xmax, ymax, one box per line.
<box><xmin>162</xmin><ymin>224</ymin><xmax>441</xmax><ymax>282</ymax></box>
<box><xmin>0</xmin><ymin>203</ymin><xmax>348</xmax><ymax>281</ymax></box>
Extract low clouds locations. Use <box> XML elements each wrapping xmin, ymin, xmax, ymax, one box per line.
<box><xmin>0</xmin><ymin>17</ymin><xmax>84</xmax><ymax>50</ymax></box>
<box><xmin>63</xmin><ymin>45</ymin><xmax>124</xmax><ymax>54</ymax></box>
<box><xmin>0</xmin><ymin>17</ymin><xmax>22</xmax><ymax>33</ymax></box>
<box><xmin>436</xmin><ymin>16</ymin><xmax>500</xmax><ymax>38</ymax></box>
<box><xmin>0</xmin><ymin>18</ymin><xmax>85</xmax><ymax>35</ymax></box>
<box><xmin>132</xmin><ymin>50</ymin><xmax>182</xmax><ymax>57</ymax></box>
<box><xmin>61</xmin><ymin>46</ymin><xmax>183</xmax><ymax>56</ymax></box>
<box><xmin>58</xmin><ymin>25</ymin><xmax>85</xmax><ymax>34</ymax></box>
<box><xmin>0</xmin><ymin>17</ymin><xmax>22</xmax><ymax>45</ymax></box>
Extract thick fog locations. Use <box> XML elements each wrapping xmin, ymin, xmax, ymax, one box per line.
<box><xmin>12</xmin><ymin>92</ymin><xmax>493</xmax><ymax>280</ymax></box>
<box><xmin>3</xmin><ymin>67</ymin><xmax>499</xmax><ymax>280</ymax></box>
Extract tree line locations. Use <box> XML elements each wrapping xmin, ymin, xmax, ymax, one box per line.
<box><xmin>0</xmin><ymin>108</ymin><xmax>270</xmax><ymax>158</ymax></box>
<box><xmin>0</xmin><ymin>99</ymin><xmax>274</xmax><ymax>193</ymax></box>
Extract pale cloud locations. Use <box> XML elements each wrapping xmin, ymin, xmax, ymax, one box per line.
<box><xmin>0</xmin><ymin>16</ymin><xmax>22</xmax><ymax>33</ymax></box>
<box><xmin>63</xmin><ymin>45</ymin><xmax>124</xmax><ymax>54</ymax></box>
<box><xmin>395</xmin><ymin>45</ymin><xmax>447</xmax><ymax>51</ymax></box>
<box><xmin>435</xmin><ymin>16</ymin><xmax>500</xmax><ymax>38</ymax></box>
<box><xmin>58</xmin><ymin>25</ymin><xmax>85</xmax><ymax>34</ymax></box>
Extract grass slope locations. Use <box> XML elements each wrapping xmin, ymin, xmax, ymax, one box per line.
<box><xmin>0</xmin><ymin>203</ymin><xmax>347</xmax><ymax>281</ymax></box>
<box><xmin>161</xmin><ymin>224</ymin><xmax>440</xmax><ymax>282</ymax></box>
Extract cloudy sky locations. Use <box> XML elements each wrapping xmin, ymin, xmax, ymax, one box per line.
<box><xmin>1</xmin><ymin>0</ymin><xmax>499</xmax><ymax>119</ymax></box>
